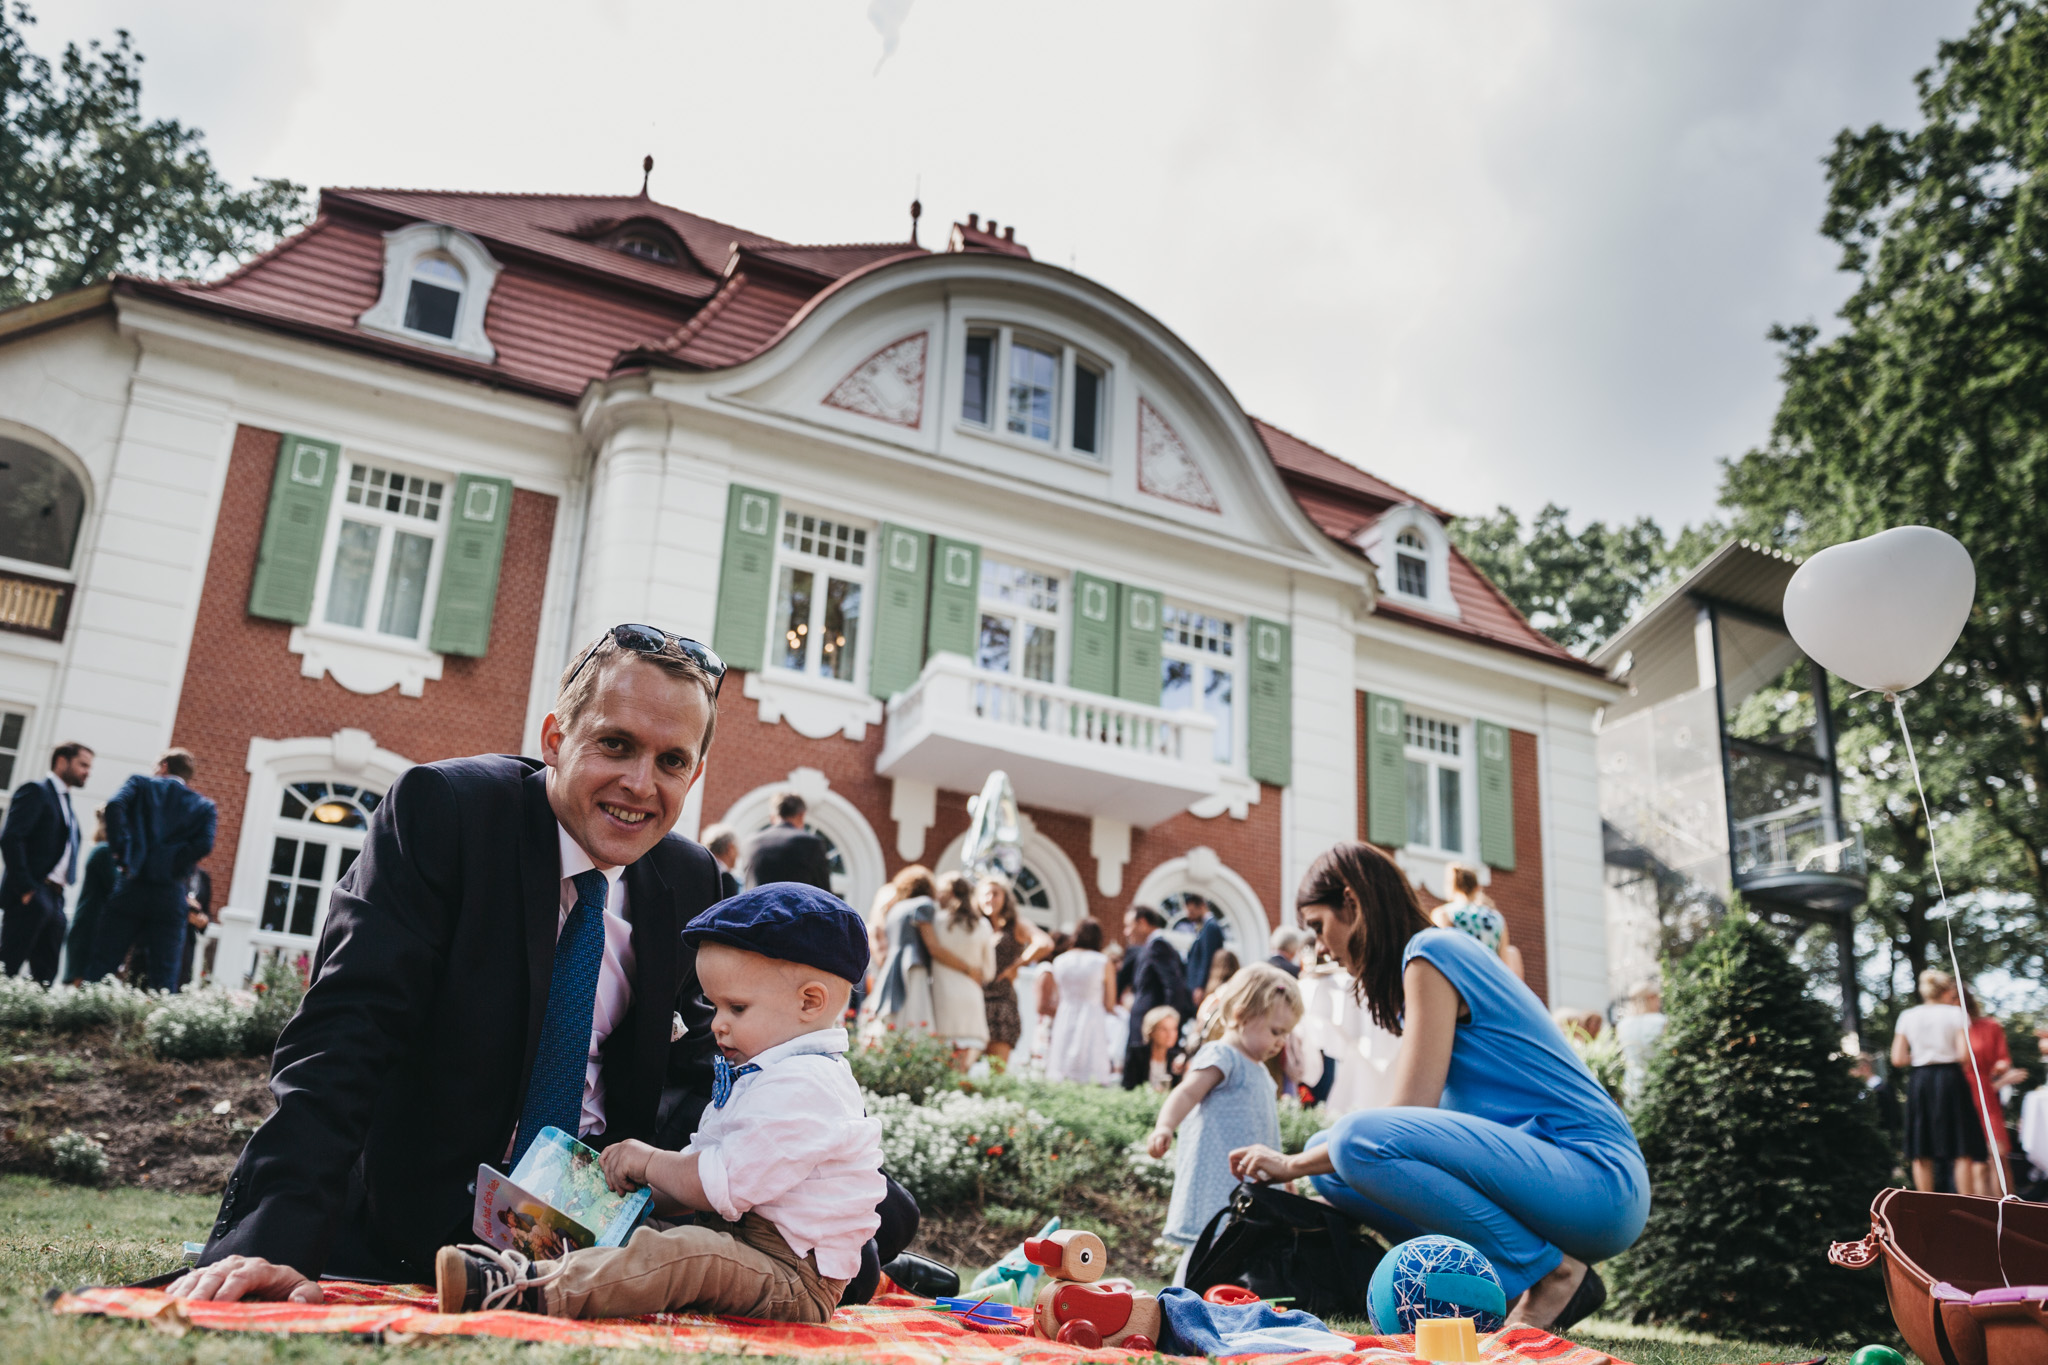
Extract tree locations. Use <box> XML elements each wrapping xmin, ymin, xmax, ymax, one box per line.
<box><xmin>1613</xmin><ymin>910</ymin><xmax>1892</xmax><ymax>1344</ymax></box>
<box><xmin>1718</xmin><ymin>0</ymin><xmax>2048</xmax><ymax>1019</ymax></box>
<box><xmin>1450</xmin><ymin>504</ymin><xmax>1722</xmax><ymax>655</ymax></box>
<box><xmin>0</xmin><ymin>4</ymin><xmax>305</xmax><ymax>308</ymax></box>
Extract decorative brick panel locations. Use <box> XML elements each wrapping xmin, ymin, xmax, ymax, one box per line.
<box><xmin>170</xmin><ymin>425</ymin><xmax>557</xmax><ymax>882</ymax></box>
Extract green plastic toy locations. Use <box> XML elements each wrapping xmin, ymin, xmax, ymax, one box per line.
<box><xmin>1850</xmin><ymin>1344</ymin><xmax>1908</xmax><ymax>1365</ymax></box>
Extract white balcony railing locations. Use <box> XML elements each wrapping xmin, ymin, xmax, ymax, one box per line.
<box><xmin>878</xmin><ymin>653</ymin><xmax>1222</xmax><ymax>825</ymax></box>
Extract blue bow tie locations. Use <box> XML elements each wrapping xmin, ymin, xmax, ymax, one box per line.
<box><xmin>711</xmin><ymin>1053</ymin><xmax>761</xmax><ymax>1109</ymax></box>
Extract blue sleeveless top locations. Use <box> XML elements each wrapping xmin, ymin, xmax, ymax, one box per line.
<box><xmin>1402</xmin><ymin>928</ymin><xmax>1641</xmax><ymax>1171</ymax></box>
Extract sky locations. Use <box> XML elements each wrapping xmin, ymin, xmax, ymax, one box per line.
<box><xmin>35</xmin><ymin>0</ymin><xmax>1978</xmax><ymax>532</ymax></box>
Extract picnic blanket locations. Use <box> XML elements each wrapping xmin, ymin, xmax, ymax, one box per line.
<box><xmin>50</xmin><ymin>1281</ymin><xmax>1631</xmax><ymax>1365</ymax></box>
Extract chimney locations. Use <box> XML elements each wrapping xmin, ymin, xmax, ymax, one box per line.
<box><xmin>968</xmin><ymin>213</ymin><xmax>979</xmax><ymax>230</ymax></box>
<box><xmin>1004</xmin><ymin>226</ymin><xmax>1015</xmax><ymax>242</ymax></box>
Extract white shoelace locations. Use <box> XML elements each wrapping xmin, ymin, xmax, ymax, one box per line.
<box><xmin>453</xmin><ymin>1242</ymin><xmax>570</xmax><ymax>1312</ymax></box>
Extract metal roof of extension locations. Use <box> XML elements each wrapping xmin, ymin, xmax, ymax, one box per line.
<box><xmin>1590</xmin><ymin>538</ymin><xmax>1803</xmax><ymax>672</ymax></box>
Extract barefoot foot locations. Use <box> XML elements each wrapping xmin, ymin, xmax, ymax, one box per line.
<box><xmin>1506</xmin><ymin>1255</ymin><xmax>1587</xmax><ymax>1330</ymax></box>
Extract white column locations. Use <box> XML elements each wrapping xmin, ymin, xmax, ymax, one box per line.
<box><xmin>1543</xmin><ymin>690</ymin><xmax>1609</xmax><ymax>1011</ymax></box>
<box><xmin>1285</xmin><ymin>582</ymin><xmax>1357</xmax><ymax>896</ymax></box>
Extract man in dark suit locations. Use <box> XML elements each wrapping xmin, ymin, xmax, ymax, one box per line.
<box><xmin>745</xmin><ymin>791</ymin><xmax>833</xmax><ymax>891</ymax></box>
<box><xmin>181</xmin><ymin>867</ymin><xmax>216</xmax><ymax>988</ymax></box>
<box><xmin>0</xmin><ymin>740</ymin><xmax>93</xmax><ymax>984</ymax></box>
<box><xmin>1177</xmin><ymin>892</ymin><xmax>1225</xmax><ymax>1004</ymax></box>
<box><xmin>167</xmin><ymin>627</ymin><xmax>914</xmax><ymax>1305</ymax></box>
<box><xmin>89</xmin><ymin>748</ymin><xmax>217</xmax><ymax>992</ymax></box>
<box><xmin>700</xmin><ymin>823</ymin><xmax>743</xmax><ymax>901</ymax></box>
<box><xmin>1121</xmin><ymin>904</ymin><xmax>1196</xmax><ymax>1090</ymax></box>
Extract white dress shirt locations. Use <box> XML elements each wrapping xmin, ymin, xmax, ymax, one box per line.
<box><xmin>45</xmin><ymin>773</ymin><xmax>78</xmax><ymax>887</ymax></box>
<box><xmin>555</xmin><ymin>823</ymin><xmax>636</xmax><ymax>1139</ymax></box>
<box><xmin>685</xmin><ymin>1026</ymin><xmax>883</xmax><ymax>1279</ymax></box>
<box><xmin>2021</xmin><ymin>1086</ymin><xmax>2048</xmax><ymax>1180</ymax></box>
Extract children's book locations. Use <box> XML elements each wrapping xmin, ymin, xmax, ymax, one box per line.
<box><xmin>472</xmin><ymin>1126</ymin><xmax>652</xmax><ymax>1259</ymax></box>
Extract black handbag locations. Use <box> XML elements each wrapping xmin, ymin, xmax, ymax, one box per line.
<box><xmin>1182</xmin><ymin>1181</ymin><xmax>1386</xmax><ymax>1320</ymax></box>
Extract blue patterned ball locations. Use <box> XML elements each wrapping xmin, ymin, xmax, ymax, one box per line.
<box><xmin>1367</xmin><ymin>1235</ymin><xmax>1508</xmax><ymax>1335</ymax></box>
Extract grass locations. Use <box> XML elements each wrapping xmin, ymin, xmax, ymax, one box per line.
<box><xmin>0</xmin><ymin>1173</ymin><xmax>1849</xmax><ymax>1365</ymax></box>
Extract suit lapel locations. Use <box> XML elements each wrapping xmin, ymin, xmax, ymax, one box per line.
<box><xmin>611</xmin><ymin>848</ymin><xmax>678</xmax><ymax>1135</ymax></box>
<box><xmin>516</xmin><ymin>767</ymin><xmax>563</xmax><ymax>1089</ymax></box>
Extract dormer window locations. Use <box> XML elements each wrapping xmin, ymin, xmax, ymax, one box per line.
<box><xmin>358</xmin><ymin>222</ymin><xmax>501</xmax><ymax>362</ymax></box>
<box><xmin>1396</xmin><ymin>529</ymin><xmax>1429</xmax><ymax>598</ymax></box>
<box><xmin>959</xmin><ymin>324</ymin><xmax>1111</xmax><ymax>461</ymax></box>
<box><xmin>402</xmin><ymin>254</ymin><xmax>464</xmax><ymax>339</ymax></box>
<box><xmin>616</xmin><ymin>233</ymin><xmax>677</xmax><ymax>264</ymax></box>
<box><xmin>1007</xmin><ymin>341</ymin><xmax>1059</xmax><ymax>442</ymax></box>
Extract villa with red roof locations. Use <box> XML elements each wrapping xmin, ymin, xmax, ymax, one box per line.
<box><xmin>0</xmin><ymin>185</ymin><xmax>1618</xmax><ymax>1018</ymax></box>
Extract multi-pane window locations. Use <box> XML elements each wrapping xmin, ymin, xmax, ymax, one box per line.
<box><xmin>962</xmin><ymin>332</ymin><xmax>995</xmax><ymax>425</ymax></box>
<box><xmin>404</xmin><ymin>254</ymin><xmax>464</xmax><ymax>339</ymax></box>
<box><xmin>1072</xmin><ymin>362</ymin><xmax>1105</xmax><ymax>454</ymax></box>
<box><xmin>958</xmin><ymin>325</ymin><xmax>1110</xmax><ymax>461</ymax></box>
<box><xmin>773</xmin><ymin>510</ymin><xmax>869</xmax><ymax>684</ymax></box>
<box><xmin>1395</xmin><ymin>529</ymin><xmax>1429</xmax><ymax>598</ymax></box>
<box><xmin>1007</xmin><ymin>342</ymin><xmax>1060</xmax><ymax>442</ymax></box>
<box><xmin>978</xmin><ymin>560</ymin><xmax>1061</xmax><ymax>683</ymax></box>
<box><xmin>318</xmin><ymin>461</ymin><xmax>446</xmax><ymax>644</ymax></box>
<box><xmin>1404</xmin><ymin>713</ymin><xmax>1466</xmax><ymax>853</ymax></box>
<box><xmin>264</xmin><ymin>780</ymin><xmax>380</xmax><ymax>939</ymax></box>
<box><xmin>1160</xmin><ymin>605</ymin><xmax>1236</xmax><ymax>764</ymax></box>
<box><xmin>0</xmin><ymin>709</ymin><xmax>24</xmax><ymax>790</ymax></box>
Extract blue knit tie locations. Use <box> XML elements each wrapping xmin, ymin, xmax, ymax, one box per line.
<box><xmin>711</xmin><ymin>1054</ymin><xmax>761</xmax><ymax>1109</ymax></box>
<box><xmin>512</xmin><ymin>869</ymin><xmax>609</xmax><ymax>1167</ymax></box>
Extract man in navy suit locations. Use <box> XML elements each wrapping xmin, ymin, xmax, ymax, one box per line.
<box><xmin>1120</xmin><ymin>904</ymin><xmax>1196</xmax><ymax>1090</ymax></box>
<box><xmin>0</xmin><ymin>740</ymin><xmax>94</xmax><ymax>984</ymax></box>
<box><xmin>167</xmin><ymin>626</ymin><xmax>915</xmax><ymax>1305</ymax></box>
<box><xmin>89</xmin><ymin>748</ymin><xmax>217</xmax><ymax>991</ymax></box>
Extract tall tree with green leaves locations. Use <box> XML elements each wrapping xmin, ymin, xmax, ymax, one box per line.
<box><xmin>1451</xmin><ymin>503</ymin><xmax>1722</xmax><ymax>656</ymax></box>
<box><xmin>0</xmin><ymin>3</ymin><xmax>305</xmax><ymax>308</ymax></box>
<box><xmin>1718</xmin><ymin>0</ymin><xmax>2048</xmax><ymax>1017</ymax></box>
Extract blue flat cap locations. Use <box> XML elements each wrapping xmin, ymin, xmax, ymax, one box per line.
<box><xmin>683</xmin><ymin>883</ymin><xmax>870</xmax><ymax>985</ymax></box>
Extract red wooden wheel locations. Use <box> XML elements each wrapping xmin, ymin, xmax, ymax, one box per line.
<box><xmin>1121</xmin><ymin>1334</ymin><xmax>1155</xmax><ymax>1352</ymax></box>
<box><xmin>1057</xmin><ymin>1321</ymin><xmax>1104</xmax><ymax>1348</ymax></box>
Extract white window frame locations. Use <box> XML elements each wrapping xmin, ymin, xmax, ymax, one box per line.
<box><xmin>357</xmin><ymin>222</ymin><xmax>501</xmax><ymax>361</ymax></box>
<box><xmin>957</xmin><ymin>322</ymin><xmax>1112</xmax><ymax>463</ymax></box>
<box><xmin>767</xmin><ymin>505</ymin><xmax>875</xmax><ymax>691</ymax></box>
<box><xmin>1159</xmin><ymin>602</ymin><xmax>1242</xmax><ymax>769</ymax></box>
<box><xmin>304</xmin><ymin>455</ymin><xmax>451</xmax><ymax>658</ymax></box>
<box><xmin>1360</xmin><ymin>503</ymin><xmax>1462</xmax><ymax>619</ymax></box>
<box><xmin>975</xmin><ymin>554</ymin><xmax>1067</xmax><ymax>686</ymax></box>
<box><xmin>0</xmin><ymin>704</ymin><xmax>30</xmax><ymax>798</ymax></box>
<box><xmin>1402</xmin><ymin>707</ymin><xmax>1476</xmax><ymax>858</ymax></box>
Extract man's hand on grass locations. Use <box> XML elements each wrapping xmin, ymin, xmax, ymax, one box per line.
<box><xmin>165</xmin><ymin>1255</ymin><xmax>325</xmax><ymax>1303</ymax></box>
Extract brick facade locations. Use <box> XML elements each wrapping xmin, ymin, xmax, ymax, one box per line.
<box><xmin>170</xmin><ymin>425</ymin><xmax>558</xmax><ymax>880</ymax></box>
<box><xmin>1355</xmin><ymin>691</ymin><xmax>1548</xmax><ymax>1002</ymax></box>
<box><xmin>703</xmin><ymin>673</ymin><xmax>1286</xmax><ymax>940</ymax></box>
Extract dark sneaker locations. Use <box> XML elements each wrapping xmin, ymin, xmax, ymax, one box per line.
<box><xmin>435</xmin><ymin>1243</ymin><xmax>561</xmax><ymax>1314</ymax></box>
<box><xmin>1551</xmin><ymin>1264</ymin><xmax>1607</xmax><ymax>1336</ymax></box>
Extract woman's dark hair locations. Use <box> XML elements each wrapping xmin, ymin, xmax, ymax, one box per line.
<box><xmin>1073</xmin><ymin>919</ymin><xmax>1105</xmax><ymax>952</ymax></box>
<box><xmin>1295</xmin><ymin>841</ymin><xmax>1434</xmax><ymax>1035</ymax></box>
<box><xmin>942</xmin><ymin>873</ymin><xmax>977</xmax><ymax>927</ymax></box>
<box><xmin>1129</xmin><ymin>904</ymin><xmax>1167</xmax><ymax>931</ymax></box>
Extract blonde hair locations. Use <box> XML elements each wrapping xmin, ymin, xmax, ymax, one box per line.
<box><xmin>1142</xmin><ymin>1005</ymin><xmax>1181</xmax><ymax>1044</ymax></box>
<box><xmin>1919</xmin><ymin>968</ymin><xmax>1955</xmax><ymax>1002</ymax></box>
<box><xmin>1212</xmin><ymin>963</ymin><xmax>1303</xmax><ymax>1031</ymax></box>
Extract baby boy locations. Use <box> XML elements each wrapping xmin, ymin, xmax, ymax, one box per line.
<box><xmin>436</xmin><ymin>883</ymin><xmax>883</xmax><ymax>1322</ymax></box>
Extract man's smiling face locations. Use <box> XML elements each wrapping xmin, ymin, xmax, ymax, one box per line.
<box><xmin>542</xmin><ymin>657</ymin><xmax>712</xmax><ymax>869</ymax></box>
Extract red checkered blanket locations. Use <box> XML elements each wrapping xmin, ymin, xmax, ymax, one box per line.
<box><xmin>50</xmin><ymin>1283</ymin><xmax>1629</xmax><ymax>1365</ymax></box>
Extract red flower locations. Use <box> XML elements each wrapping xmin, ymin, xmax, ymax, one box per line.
<box><xmin>988</xmin><ymin>1145</ymin><xmax>1005</xmax><ymax>1156</ymax></box>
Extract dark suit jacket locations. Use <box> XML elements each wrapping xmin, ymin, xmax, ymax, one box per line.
<box><xmin>105</xmin><ymin>775</ymin><xmax>216</xmax><ymax>886</ymax></box>
<box><xmin>0</xmin><ymin>778</ymin><xmax>74</xmax><ymax>904</ymax></box>
<box><xmin>1126</xmin><ymin>934</ymin><xmax>1196</xmax><ymax>1049</ymax></box>
<box><xmin>746</xmin><ymin>822</ymin><xmax>833</xmax><ymax>892</ymax></box>
<box><xmin>201</xmin><ymin>755</ymin><xmax>722</xmax><ymax>1279</ymax></box>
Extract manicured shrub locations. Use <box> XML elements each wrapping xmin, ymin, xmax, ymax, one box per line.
<box><xmin>849</xmin><ymin>1026</ymin><xmax>959</xmax><ymax>1103</ymax></box>
<box><xmin>0</xmin><ymin>975</ymin><xmax>49</xmax><ymax>1029</ymax></box>
<box><xmin>49</xmin><ymin>1130</ymin><xmax>108</xmax><ymax>1185</ymax></box>
<box><xmin>144</xmin><ymin>990</ymin><xmax>253</xmax><ymax>1061</ymax></box>
<box><xmin>244</xmin><ymin>956</ymin><xmax>306</xmax><ymax>1054</ymax></box>
<box><xmin>47</xmin><ymin>979</ymin><xmax>156</xmax><ymax>1033</ymax></box>
<box><xmin>1612</xmin><ymin>911</ymin><xmax>1891</xmax><ymax>1344</ymax></box>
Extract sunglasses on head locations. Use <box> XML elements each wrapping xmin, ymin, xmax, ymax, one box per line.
<box><xmin>563</xmin><ymin>624</ymin><xmax>727</xmax><ymax>698</ymax></box>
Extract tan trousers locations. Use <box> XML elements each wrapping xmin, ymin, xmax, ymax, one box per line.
<box><xmin>542</xmin><ymin>1211</ymin><xmax>844</xmax><ymax>1323</ymax></box>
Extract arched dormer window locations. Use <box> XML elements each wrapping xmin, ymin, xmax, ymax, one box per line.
<box><xmin>1361</xmin><ymin>504</ymin><xmax>1461</xmax><ymax>620</ymax></box>
<box><xmin>0</xmin><ymin>435</ymin><xmax>87</xmax><ymax>573</ymax></box>
<box><xmin>358</xmin><ymin>223</ymin><xmax>500</xmax><ymax>362</ymax></box>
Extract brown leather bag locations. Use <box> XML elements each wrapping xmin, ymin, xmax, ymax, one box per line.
<box><xmin>1830</xmin><ymin>1188</ymin><xmax>2048</xmax><ymax>1365</ymax></box>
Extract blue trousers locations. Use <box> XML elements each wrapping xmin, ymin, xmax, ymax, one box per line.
<box><xmin>87</xmin><ymin>880</ymin><xmax>186</xmax><ymax>992</ymax></box>
<box><xmin>1309</xmin><ymin>1107</ymin><xmax>1649</xmax><ymax>1297</ymax></box>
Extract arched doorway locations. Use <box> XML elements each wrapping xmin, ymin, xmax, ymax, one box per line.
<box><xmin>1128</xmin><ymin>847</ymin><xmax>1271</xmax><ymax>958</ymax></box>
<box><xmin>716</xmin><ymin>768</ymin><xmax>887</xmax><ymax>915</ymax></box>
<box><xmin>931</xmin><ymin>812</ymin><xmax>1088</xmax><ymax>933</ymax></box>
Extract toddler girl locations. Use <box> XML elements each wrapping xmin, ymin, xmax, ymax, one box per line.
<box><xmin>1146</xmin><ymin>964</ymin><xmax>1302</xmax><ymax>1260</ymax></box>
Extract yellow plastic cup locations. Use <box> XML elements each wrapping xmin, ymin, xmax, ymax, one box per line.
<box><xmin>1412</xmin><ymin>1316</ymin><xmax>1480</xmax><ymax>1362</ymax></box>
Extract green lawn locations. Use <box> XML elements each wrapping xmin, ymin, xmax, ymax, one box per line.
<box><xmin>0</xmin><ymin>1174</ymin><xmax>1843</xmax><ymax>1365</ymax></box>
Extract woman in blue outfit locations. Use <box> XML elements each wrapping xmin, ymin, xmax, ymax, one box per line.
<box><xmin>1228</xmin><ymin>842</ymin><xmax>1646</xmax><ymax>1333</ymax></box>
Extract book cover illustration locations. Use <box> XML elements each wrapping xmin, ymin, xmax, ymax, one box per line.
<box><xmin>472</xmin><ymin>1126</ymin><xmax>653</xmax><ymax>1257</ymax></box>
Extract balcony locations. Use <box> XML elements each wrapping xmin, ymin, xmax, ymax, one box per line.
<box><xmin>1732</xmin><ymin>798</ymin><xmax>1868</xmax><ymax>914</ymax></box>
<box><xmin>0</xmin><ymin>571</ymin><xmax>72</xmax><ymax>641</ymax></box>
<box><xmin>877</xmin><ymin>653</ymin><xmax>1221</xmax><ymax>826</ymax></box>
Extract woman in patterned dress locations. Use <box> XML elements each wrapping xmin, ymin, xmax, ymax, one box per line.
<box><xmin>1432</xmin><ymin>863</ymin><xmax>1524</xmax><ymax>981</ymax></box>
<box><xmin>978</xmin><ymin>877</ymin><xmax>1051</xmax><ymax>1065</ymax></box>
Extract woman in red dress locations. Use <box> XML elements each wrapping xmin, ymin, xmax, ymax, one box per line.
<box><xmin>1964</xmin><ymin>987</ymin><xmax>2028</xmax><ymax>1196</ymax></box>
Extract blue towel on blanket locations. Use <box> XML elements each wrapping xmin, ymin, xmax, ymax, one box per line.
<box><xmin>1156</xmin><ymin>1287</ymin><xmax>1360</xmax><ymax>1357</ymax></box>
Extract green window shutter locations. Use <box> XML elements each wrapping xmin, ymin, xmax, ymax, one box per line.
<box><xmin>710</xmin><ymin>484</ymin><xmax>780</xmax><ymax>672</ymax></box>
<box><xmin>428</xmin><ymin>475</ymin><xmax>515</xmax><ymax>657</ymax></box>
<box><xmin>1477</xmin><ymin>720</ymin><xmax>1517</xmax><ymax>870</ymax></box>
<box><xmin>1116</xmin><ymin>586</ymin><xmax>1162</xmax><ymax>707</ymax></box>
<box><xmin>1069</xmin><ymin>572</ymin><xmax>1119</xmax><ymax>695</ymax></box>
<box><xmin>1245</xmin><ymin>618</ymin><xmax>1292</xmax><ymax>786</ymax></box>
<box><xmin>248</xmin><ymin>433</ymin><xmax>340</xmax><ymax>624</ymax></box>
<box><xmin>868</xmin><ymin>524</ymin><xmax>931</xmax><ymax>699</ymax></box>
<box><xmin>1365</xmin><ymin>692</ymin><xmax>1408</xmax><ymax>846</ymax></box>
<box><xmin>926</xmin><ymin>537</ymin><xmax>981</xmax><ymax>658</ymax></box>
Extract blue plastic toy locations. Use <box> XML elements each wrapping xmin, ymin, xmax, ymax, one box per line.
<box><xmin>1367</xmin><ymin>1235</ymin><xmax>1508</xmax><ymax>1335</ymax></box>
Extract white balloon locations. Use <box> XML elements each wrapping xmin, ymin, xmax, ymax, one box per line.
<box><xmin>1781</xmin><ymin>526</ymin><xmax>1975</xmax><ymax>694</ymax></box>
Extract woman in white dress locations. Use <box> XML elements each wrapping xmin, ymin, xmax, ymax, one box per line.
<box><xmin>1044</xmin><ymin>919</ymin><xmax>1117</xmax><ymax>1085</ymax></box>
<box><xmin>929</xmin><ymin>873</ymin><xmax>996</xmax><ymax>1068</ymax></box>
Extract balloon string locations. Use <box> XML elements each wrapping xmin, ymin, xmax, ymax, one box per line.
<box><xmin>1888</xmin><ymin>691</ymin><xmax>2013</xmax><ymax>1282</ymax></box>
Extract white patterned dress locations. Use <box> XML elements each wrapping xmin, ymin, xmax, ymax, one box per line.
<box><xmin>1163</xmin><ymin>1040</ymin><xmax>1280</xmax><ymax>1244</ymax></box>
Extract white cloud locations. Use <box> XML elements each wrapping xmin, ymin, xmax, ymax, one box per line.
<box><xmin>36</xmin><ymin>0</ymin><xmax>1975</xmax><ymax>529</ymax></box>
